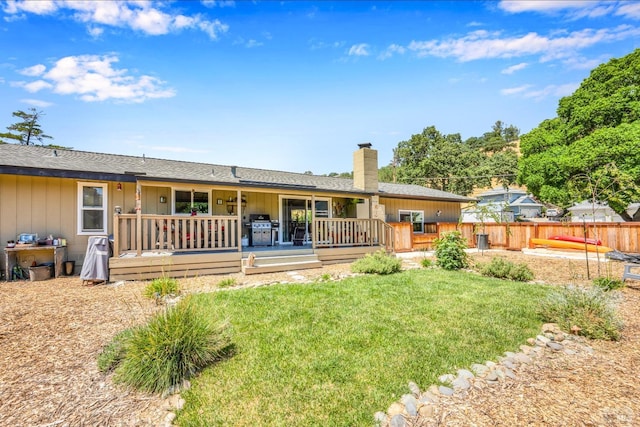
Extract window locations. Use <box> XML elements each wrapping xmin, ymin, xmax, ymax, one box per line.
<box><xmin>399</xmin><ymin>210</ymin><xmax>424</xmax><ymax>233</ymax></box>
<box><xmin>173</xmin><ymin>189</ymin><xmax>210</xmax><ymax>215</ymax></box>
<box><xmin>77</xmin><ymin>182</ymin><xmax>108</xmax><ymax>235</ymax></box>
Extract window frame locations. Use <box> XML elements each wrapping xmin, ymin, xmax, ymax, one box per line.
<box><xmin>398</xmin><ymin>209</ymin><xmax>424</xmax><ymax>233</ymax></box>
<box><xmin>172</xmin><ymin>188</ymin><xmax>211</xmax><ymax>215</ymax></box>
<box><xmin>77</xmin><ymin>182</ymin><xmax>108</xmax><ymax>235</ymax></box>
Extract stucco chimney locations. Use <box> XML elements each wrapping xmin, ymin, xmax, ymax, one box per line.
<box><xmin>353</xmin><ymin>143</ymin><xmax>378</xmax><ymax>192</ymax></box>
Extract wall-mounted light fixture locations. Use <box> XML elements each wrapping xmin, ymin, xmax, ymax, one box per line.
<box><xmin>114</xmin><ymin>206</ymin><xmax>122</xmax><ymax>214</ymax></box>
<box><xmin>436</xmin><ymin>210</ymin><xmax>442</xmax><ymax>217</ymax></box>
<box><xmin>159</xmin><ymin>196</ymin><xmax>167</xmax><ymax>203</ymax></box>
<box><xmin>117</xmin><ymin>183</ymin><xmax>122</xmax><ymax>191</ymax></box>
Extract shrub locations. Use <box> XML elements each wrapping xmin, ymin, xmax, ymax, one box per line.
<box><xmin>538</xmin><ymin>285</ymin><xmax>622</xmax><ymax>340</ymax></box>
<box><xmin>144</xmin><ymin>276</ymin><xmax>179</xmax><ymax>299</ymax></box>
<box><xmin>434</xmin><ymin>231</ymin><xmax>469</xmax><ymax>270</ymax></box>
<box><xmin>218</xmin><ymin>277</ymin><xmax>238</xmax><ymax>288</ymax></box>
<box><xmin>479</xmin><ymin>257</ymin><xmax>534</xmax><ymax>282</ymax></box>
<box><xmin>97</xmin><ymin>328</ymin><xmax>134</xmax><ymax>373</ymax></box>
<box><xmin>112</xmin><ymin>296</ymin><xmax>232</xmax><ymax>394</ymax></box>
<box><xmin>351</xmin><ymin>250</ymin><xmax>402</xmax><ymax>275</ymax></box>
<box><xmin>593</xmin><ymin>276</ymin><xmax>625</xmax><ymax>291</ymax></box>
<box><xmin>420</xmin><ymin>258</ymin><xmax>433</xmax><ymax>268</ymax></box>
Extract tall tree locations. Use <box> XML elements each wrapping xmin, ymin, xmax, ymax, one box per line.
<box><xmin>393</xmin><ymin>122</ymin><xmax>519</xmax><ymax>196</ymax></box>
<box><xmin>0</xmin><ymin>108</ymin><xmax>53</xmax><ymax>145</ymax></box>
<box><xmin>518</xmin><ymin>48</ymin><xmax>640</xmax><ymax>221</ymax></box>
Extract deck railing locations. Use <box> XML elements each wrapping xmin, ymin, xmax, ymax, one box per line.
<box><xmin>312</xmin><ymin>218</ymin><xmax>394</xmax><ymax>252</ymax></box>
<box><xmin>113</xmin><ymin>214</ymin><xmax>239</xmax><ymax>256</ymax></box>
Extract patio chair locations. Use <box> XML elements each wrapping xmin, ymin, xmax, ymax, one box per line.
<box><xmin>292</xmin><ymin>227</ymin><xmax>306</xmax><ymax>246</ymax></box>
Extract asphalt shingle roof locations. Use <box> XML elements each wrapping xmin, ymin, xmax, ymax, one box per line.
<box><xmin>0</xmin><ymin>144</ymin><xmax>473</xmax><ymax>202</ymax></box>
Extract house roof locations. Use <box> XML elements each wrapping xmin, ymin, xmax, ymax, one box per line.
<box><xmin>509</xmin><ymin>195</ymin><xmax>543</xmax><ymax>207</ymax></box>
<box><xmin>0</xmin><ymin>144</ymin><xmax>473</xmax><ymax>202</ymax></box>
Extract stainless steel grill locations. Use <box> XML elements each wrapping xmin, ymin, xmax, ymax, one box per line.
<box><xmin>250</xmin><ymin>214</ymin><xmax>272</xmax><ymax>246</ymax></box>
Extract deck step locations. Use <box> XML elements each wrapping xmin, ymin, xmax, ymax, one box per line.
<box><xmin>243</xmin><ymin>260</ymin><xmax>323</xmax><ymax>275</ymax></box>
<box><xmin>242</xmin><ymin>253</ymin><xmax>322</xmax><ymax>274</ymax></box>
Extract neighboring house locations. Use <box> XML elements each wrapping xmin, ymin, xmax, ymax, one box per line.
<box><xmin>460</xmin><ymin>187</ymin><xmax>543</xmax><ymax>223</ymax></box>
<box><xmin>0</xmin><ymin>143</ymin><xmax>473</xmax><ymax>280</ymax></box>
<box><xmin>567</xmin><ymin>200</ymin><xmax>640</xmax><ymax>222</ymax></box>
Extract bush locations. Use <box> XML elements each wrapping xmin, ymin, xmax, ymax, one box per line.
<box><xmin>538</xmin><ymin>285</ymin><xmax>622</xmax><ymax>340</ymax></box>
<box><xmin>593</xmin><ymin>276</ymin><xmax>625</xmax><ymax>291</ymax></box>
<box><xmin>351</xmin><ymin>250</ymin><xmax>402</xmax><ymax>275</ymax></box>
<box><xmin>144</xmin><ymin>276</ymin><xmax>179</xmax><ymax>299</ymax></box>
<box><xmin>420</xmin><ymin>258</ymin><xmax>433</xmax><ymax>268</ymax></box>
<box><xmin>434</xmin><ymin>231</ymin><xmax>469</xmax><ymax>270</ymax></box>
<box><xmin>218</xmin><ymin>277</ymin><xmax>238</xmax><ymax>288</ymax></box>
<box><xmin>479</xmin><ymin>257</ymin><xmax>534</xmax><ymax>282</ymax></box>
<box><xmin>112</xmin><ymin>296</ymin><xmax>232</xmax><ymax>394</ymax></box>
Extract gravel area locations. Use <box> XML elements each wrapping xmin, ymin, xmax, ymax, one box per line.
<box><xmin>0</xmin><ymin>249</ymin><xmax>637</xmax><ymax>426</ymax></box>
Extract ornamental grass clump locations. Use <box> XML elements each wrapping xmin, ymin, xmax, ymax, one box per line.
<box><xmin>434</xmin><ymin>231</ymin><xmax>469</xmax><ymax>270</ymax></box>
<box><xmin>479</xmin><ymin>257</ymin><xmax>534</xmax><ymax>282</ymax></box>
<box><xmin>144</xmin><ymin>276</ymin><xmax>179</xmax><ymax>299</ymax></box>
<box><xmin>538</xmin><ymin>285</ymin><xmax>622</xmax><ymax>341</ymax></box>
<box><xmin>109</xmin><ymin>296</ymin><xmax>232</xmax><ymax>394</ymax></box>
<box><xmin>592</xmin><ymin>276</ymin><xmax>625</xmax><ymax>291</ymax></box>
<box><xmin>351</xmin><ymin>249</ymin><xmax>402</xmax><ymax>275</ymax></box>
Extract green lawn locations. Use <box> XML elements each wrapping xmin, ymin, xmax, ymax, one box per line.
<box><xmin>176</xmin><ymin>269</ymin><xmax>549</xmax><ymax>426</ymax></box>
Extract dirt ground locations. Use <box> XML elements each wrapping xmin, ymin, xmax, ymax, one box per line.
<box><xmin>0</xmin><ymin>249</ymin><xmax>637</xmax><ymax>426</ymax></box>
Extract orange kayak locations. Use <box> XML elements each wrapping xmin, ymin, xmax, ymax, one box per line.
<box><xmin>530</xmin><ymin>238</ymin><xmax>613</xmax><ymax>253</ymax></box>
<box><xmin>549</xmin><ymin>235</ymin><xmax>602</xmax><ymax>246</ymax></box>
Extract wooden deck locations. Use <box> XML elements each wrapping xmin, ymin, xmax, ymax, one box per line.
<box><xmin>109</xmin><ymin>245</ymin><xmax>382</xmax><ymax>281</ymax></box>
<box><xmin>109</xmin><ymin>251</ymin><xmax>242</xmax><ymax>281</ymax></box>
<box><xmin>109</xmin><ymin>214</ymin><xmax>393</xmax><ymax>281</ymax></box>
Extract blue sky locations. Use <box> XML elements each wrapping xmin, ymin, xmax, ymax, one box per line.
<box><xmin>1</xmin><ymin>1</ymin><xmax>639</xmax><ymax>175</ymax></box>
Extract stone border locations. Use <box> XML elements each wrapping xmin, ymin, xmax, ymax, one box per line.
<box><xmin>374</xmin><ymin>323</ymin><xmax>594</xmax><ymax>427</ymax></box>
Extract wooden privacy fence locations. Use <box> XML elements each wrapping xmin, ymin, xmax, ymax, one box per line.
<box><xmin>438</xmin><ymin>222</ymin><xmax>640</xmax><ymax>253</ymax></box>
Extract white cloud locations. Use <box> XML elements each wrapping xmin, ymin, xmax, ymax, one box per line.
<box><xmin>378</xmin><ymin>44</ymin><xmax>406</xmax><ymax>60</ymax></box>
<box><xmin>245</xmin><ymin>39</ymin><xmax>263</xmax><ymax>48</ymax></box>
<box><xmin>407</xmin><ymin>25</ymin><xmax>640</xmax><ymax>62</ymax></box>
<box><xmin>616</xmin><ymin>2</ymin><xmax>640</xmax><ymax>19</ymax></box>
<box><xmin>3</xmin><ymin>0</ymin><xmax>57</xmax><ymax>15</ymax></box>
<box><xmin>499</xmin><ymin>1</ymin><xmax>599</xmax><ymax>14</ymax></box>
<box><xmin>3</xmin><ymin>0</ymin><xmax>229</xmax><ymax>40</ymax></box>
<box><xmin>21</xmin><ymin>98</ymin><xmax>53</xmax><ymax>108</ymax></box>
<box><xmin>348</xmin><ymin>43</ymin><xmax>370</xmax><ymax>56</ymax></box>
<box><xmin>87</xmin><ymin>26</ymin><xmax>104</xmax><ymax>38</ymax></box>
<box><xmin>501</xmin><ymin>82</ymin><xmax>579</xmax><ymax>100</ymax></box>
<box><xmin>13</xmin><ymin>54</ymin><xmax>176</xmax><ymax>103</ymax></box>
<box><xmin>500</xmin><ymin>84</ymin><xmax>533</xmax><ymax>95</ymax></box>
<box><xmin>202</xmin><ymin>1</ymin><xmax>236</xmax><ymax>8</ymax></box>
<box><xmin>523</xmin><ymin>83</ymin><xmax>579</xmax><ymax>100</ymax></box>
<box><xmin>19</xmin><ymin>64</ymin><xmax>46</xmax><ymax>76</ymax></box>
<box><xmin>23</xmin><ymin>80</ymin><xmax>53</xmax><ymax>92</ymax></box>
<box><xmin>501</xmin><ymin>62</ymin><xmax>528</xmax><ymax>74</ymax></box>
<box><xmin>562</xmin><ymin>55</ymin><xmax>610</xmax><ymax>70</ymax></box>
<box><xmin>499</xmin><ymin>1</ymin><xmax>623</xmax><ymax>20</ymax></box>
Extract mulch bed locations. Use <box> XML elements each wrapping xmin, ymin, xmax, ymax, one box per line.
<box><xmin>0</xmin><ymin>250</ymin><xmax>637</xmax><ymax>426</ymax></box>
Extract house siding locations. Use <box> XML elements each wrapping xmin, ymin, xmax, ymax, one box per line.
<box><xmin>380</xmin><ymin>197</ymin><xmax>461</xmax><ymax>224</ymax></box>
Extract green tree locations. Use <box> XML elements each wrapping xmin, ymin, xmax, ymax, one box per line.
<box><xmin>518</xmin><ymin>49</ymin><xmax>640</xmax><ymax>221</ymax></box>
<box><xmin>0</xmin><ymin>108</ymin><xmax>53</xmax><ymax>145</ymax></box>
<box><xmin>393</xmin><ymin>122</ymin><xmax>519</xmax><ymax>196</ymax></box>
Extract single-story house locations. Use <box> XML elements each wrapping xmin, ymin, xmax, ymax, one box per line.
<box><xmin>567</xmin><ymin>200</ymin><xmax>640</xmax><ymax>222</ymax></box>
<box><xmin>460</xmin><ymin>187</ymin><xmax>543</xmax><ymax>223</ymax></box>
<box><xmin>0</xmin><ymin>143</ymin><xmax>473</xmax><ymax>280</ymax></box>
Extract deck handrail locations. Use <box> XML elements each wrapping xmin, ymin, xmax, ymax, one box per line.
<box><xmin>113</xmin><ymin>214</ymin><xmax>239</xmax><ymax>256</ymax></box>
<box><xmin>312</xmin><ymin>218</ymin><xmax>393</xmax><ymax>251</ymax></box>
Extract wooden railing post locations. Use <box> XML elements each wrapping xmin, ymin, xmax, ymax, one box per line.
<box><xmin>113</xmin><ymin>213</ymin><xmax>120</xmax><ymax>256</ymax></box>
